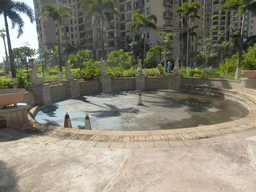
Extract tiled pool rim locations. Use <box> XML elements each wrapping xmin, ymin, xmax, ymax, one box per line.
<box><xmin>24</xmin><ymin>87</ymin><xmax>256</xmax><ymax>143</ymax></box>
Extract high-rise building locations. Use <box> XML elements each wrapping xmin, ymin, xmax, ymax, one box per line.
<box><xmin>33</xmin><ymin>0</ymin><xmax>255</xmax><ymax>63</ymax></box>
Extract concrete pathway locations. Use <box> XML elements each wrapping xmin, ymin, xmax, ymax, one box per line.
<box><xmin>0</xmin><ymin>128</ymin><xmax>256</xmax><ymax>192</ymax></box>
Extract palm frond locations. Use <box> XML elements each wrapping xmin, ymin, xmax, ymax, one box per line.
<box><xmin>130</xmin><ymin>22</ymin><xmax>143</xmax><ymax>32</ymax></box>
<box><xmin>7</xmin><ymin>10</ymin><xmax>24</xmax><ymax>38</ymax></box>
<box><xmin>146</xmin><ymin>14</ymin><xmax>157</xmax><ymax>23</ymax></box>
<box><xmin>13</xmin><ymin>2</ymin><xmax>35</xmax><ymax>23</ymax></box>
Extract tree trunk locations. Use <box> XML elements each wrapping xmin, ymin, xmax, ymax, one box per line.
<box><xmin>2</xmin><ymin>37</ymin><xmax>9</xmax><ymax>72</ymax></box>
<box><xmin>57</xmin><ymin>26</ymin><xmax>62</xmax><ymax>80</ymax></box>
<box><xmin>4</xmin><ymin>13</ymin><xmax>16</xmax><ymax>79</ymax></box>
<box><xmin>144</xmin><ymin>27</ymin><xmax>146</xmax><ymax>69</ymax></box>
<box><xmin>236</xmin><ymin>13</ymin><xmax>245</xmax><ymax>80</ymax></box>
<box><xmin>186</xmin><ymin>16</ymin><xmax>190</xmax><ymax>75</ymax></box>
<box><xmin>101</xmin><ymin>19</ymin><xmax>105</xmax><ymax>60</ymax></box>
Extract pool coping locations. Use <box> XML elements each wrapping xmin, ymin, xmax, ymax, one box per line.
<box><xmin>19</xmin><ymin>87</ymin><xmax>256</xmax><ymax>144</ymax></box>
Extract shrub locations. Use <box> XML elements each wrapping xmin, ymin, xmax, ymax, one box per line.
<box><xmin>0</xmin><ymin>79</ymin><xmax>13</xmax><ymax>89</ymax></box>
<box><xmin>73</xmin><ymin>59</ymin><xmax>100</xmax><ymax>80</ymax></box>
<box><xmin>241</xmin><ymin>43</ymin><xmax>256</xmax><ymax>70</ymax></box>
<box><xmin>106</xmin><ymin>50</ymin><xmax>132</xmax><ymax>77</ymax></box>
<box><xmin>219</xmin><ymin>53</ymin><xmax>238</xmax><ymax>76</ymax></box>
<box><xmin>157</xmin><ymin>64</ymin><xmax>165</xmax><ymax>77</ymax></box>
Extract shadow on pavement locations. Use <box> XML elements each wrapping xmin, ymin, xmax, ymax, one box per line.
<box><xmin>0</xmin><ymin>161</ymin><xmax>19</xmax><ymax>191</ymax></box>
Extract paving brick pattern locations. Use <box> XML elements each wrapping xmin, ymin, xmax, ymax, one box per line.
<box><xmin>3</xmin><ymin>87</ymin><xmax>256</xmax><ymax>149</ymax></box>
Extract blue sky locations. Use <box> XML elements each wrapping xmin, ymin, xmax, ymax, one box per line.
<box><xmin>0</xmin><ymin>0</ymin><xmax>38</xmax><ymax>63</ymax></box>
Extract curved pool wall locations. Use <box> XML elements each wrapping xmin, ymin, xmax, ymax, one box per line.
<box><xmin>22</xmin><ymin>76</ymin><xmax>256</xmax><ymax>141</ymax></box>
<box><xmin>34</xmin><ymin>90</ymin><xmax>249</xmax><ymax>131</ymax></box>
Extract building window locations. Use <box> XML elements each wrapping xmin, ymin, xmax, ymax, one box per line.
<box><xmin>251</xmin><ymin>20</ymin><xmax>253</xmax><ymax>23</ymax></box>
<box><xmin>70</xmin><ymin>20</ymin><xmax>73</xmax><ymax>25</ymax></box>
<box><xmin>66</xmin><ymin>27</ymin><xmax>69</xmax><ymax>32</ymax></box>
<box><xmin>71</xmin><ymin>34</ymin><xmax>74</xmax><ymax>39</ymax></box>
<box><xmin>251</xmin><ymin>26</ymin><xmax>253</xmax><ymax>29</ymax></box>
<box><xmin>75</xmin><ymin>27</ymin><xmax>77</xmax><ymax>31</ymax></box>
<box><xmin>147</xmin><ymin>7</ymin><xmax>150</xmax><ymax>15</ymax></box>
<box><xmin>71</xmin><ymin>27</ymin><xmax>73</xmax><ymax>32</ymax></box>
<box><xmin>147</xmin><ymin>32</ymin><xmax>150</xmax><ymax>39</ymax></box>
<box><xmin>147</xmin><ymin>0</ymin><xmax>150</xmax><ymax>2</ymax></box>
<box><xmin>73</xmin><ymin>5</ymin><xmax>75</xmax><ymax>9</ymax></box>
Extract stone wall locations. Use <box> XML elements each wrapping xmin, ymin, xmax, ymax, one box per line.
<box><xmin>50</xmin><ymin>84</ymin><xmax>66</xmax><ymax>101</ymax></box>
<box><xmin>145</xmin><ymin>77</ymin><xmax>169</xmax><ymax>90</ymax></box>
<box><xmin>112</xmin><ymin>78</ymin><xmax>136</xmax><ymax>91</ymax></box>
<box><xmin>181</xmin><ymin>78</ymin><xmax>243</xmax><ymax>91</ymax></box>
<box><xmin>20</xmin><ymin>91</ymin><xmax>37</xmax><ymax>108</ymax></box>
<box><xmin>79</xmin><ymin>80</ymin><xmax>101</xmax><ymax>95</ymax></box>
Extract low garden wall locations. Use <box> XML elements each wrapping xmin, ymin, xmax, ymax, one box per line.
<box><xmin>111</xmin><ymin>78</ymin><xmax>136</xmax><ymax>91</ymax></box>
<box><xmin>20</xmin><ymin>91</ymin><xmax>37</xmax><ymax>109</ymax></box>
<box><xmin>22</xmin><ymin>76</ymin><xmax>246</xmax><ymax>108</ymax></box>
<box><xmin>145</xmin><ymin>77</ymin><xmax>169</xmax><ymax>90</ymax></box>
<box><xmin>79</xmin><ymin>80</ymin><xmax>101</xmax><ymax>95</ymax></box>
<box><xmin>50</xmin><ymin>84</ymin><xmax>66</xmax><ymax>101</ymax></box>
<box><xmin>181</xmin><ymin>77</ymin><xmax>243</xmax><ymax>91</ymax></box>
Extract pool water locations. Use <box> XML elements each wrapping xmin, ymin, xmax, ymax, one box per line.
<box><xmin>34</xmin><ymin>90</ymin><xmax>249</xmax><ymax>131</ymax></box>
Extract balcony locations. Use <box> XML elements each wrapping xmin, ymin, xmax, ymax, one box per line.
<box><xmin>164</xmin><ymin>24</ymin><xmax>173</xmax><ymax>27</ymax></box>
<box><xmin>163</xmin><ymin>0</ymin><xmax>173</xmax><ymax>6</ymax></box>
<box><xmin>138</xmin><ymin>0</ymin><xmax>144</xmax><ymax>7</ymax></box>
<box><xmin>107</xmin><ymin>26</ymin><xmax>115</xmax><ymax>31</ymax></box>
<box><xmin>163</xmin><ymin>11</ymin><xmax>173</xmax><ymax>18</ymax></box>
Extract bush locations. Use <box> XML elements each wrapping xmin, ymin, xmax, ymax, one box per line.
<box><xmin>241</xmin><ymin>43</ymin><xmax>256</xmax><ymax>70</ymax></box>
<box><xmin>106</xmin><ymin>50</ymin><xmax>133</xmax><ymax>77</ymax></box>
<box><xmin>219</xmin><ymin>53</ymin><xmax>238</xmax><ymax>76</ymax></box>
<box><xmin>0</xmin><ymin>79</ymin><xmax>13</xmax><ymax>89</ymax></box>
<box><xmin>157</xmin><ymin>64</ymin><xmax>165</xmax><ymax>77</ymax></box>
<box><xmin>180</xmin><ymin>66</ymin><xmax>188</xmax><ymax>77</ymax></box>
<box><xmin>73</xmin><ymin>59</ymin><xmax>100</xmax><ymax>80</ymax></box>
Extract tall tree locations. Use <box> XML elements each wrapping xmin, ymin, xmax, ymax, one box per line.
<box><xmin>0</xmin><ymin>29</ymin><xmax>9</xmax><ymax>72</ymax></box>
<box><xmin>0</xmin><ymin>0</ymin><xmax>35</xmax><ymax>81</ymax></box>
<box><xmin>221</xmin><ymin>0</ymin><xmax>256</xmax><ymax>79</ymax></box>
<box><xmin>130</xmin><ymin>13</ymin><xmax>157</xmax><ymax>70</ymax></box>
<box><xmin>12</xmin><ymin>46</ymin><xmax>36</xmax><ymax>74</ymax></box>
<box><xmin>41</xmin><ymin>4</ymin><xmax>72</xmax><ymax>80</ymax></box>
<box><xmin>80</xmin><ymin>0</ymin><xmax>120</xmax><ymax>60</ymax></box>
<box><xmin>174</xmin><ymin>2</ymin><xmax>200</xmax><ymax>74</ymax></box>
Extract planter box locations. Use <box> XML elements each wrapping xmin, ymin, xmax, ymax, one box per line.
<box><xmin>241</xmin><ymin>70</ymin><xmax>256</xmax><ymax>78</ymax></box>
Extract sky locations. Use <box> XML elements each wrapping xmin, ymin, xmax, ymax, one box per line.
<box><xmin>0</xmin><ymin>0</ymin><xmax>38</xmax><ymax>63</ymax></box>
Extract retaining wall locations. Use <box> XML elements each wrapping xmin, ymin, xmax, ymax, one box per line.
<box><xmin>111</xmin><ymin>78</ymin><xmax>136</xmax><ymax>91</ymax></box>
<box><xmin>181</xmin><ymin>78</ymin><xmax>243</xmax><ymax>91</ymax></box>
<box><xmin>79</xmin><ymin>80</ymin><xmax>101</xmax><ymax>95</ymax></box>
<box><xmin>49</xmin><ymin>84</ymin><xmax>66</xmax><ymax>101</ymax></box>
<box><xmin>145</xmin><ymin>77</ymin><xmax>169</xmax><ymax>90</ymax></box>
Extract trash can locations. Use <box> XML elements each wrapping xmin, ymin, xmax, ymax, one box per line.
<box><xmin>0</xmin><ymin>116</ymin><xmax>6</xmax><ymax>129</ymax></box>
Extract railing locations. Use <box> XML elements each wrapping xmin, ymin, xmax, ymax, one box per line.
<box><xmin>163</xmin><ymin>11</ymin><xmax>173</xmax><ymax>17</ymax></box>
<box><xmin>138</xmin><ymin>0</ymin><xmax>144</xmax><ymax>7</ymax></box>
<box><xmin>163</xmin><ymin>0</ymin><xmax>173</xmax><ymax>6</ymax></box>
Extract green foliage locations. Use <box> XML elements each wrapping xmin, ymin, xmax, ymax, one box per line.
<box><xmin>16</xmin><ymin>69</ymin><xmax>32</xmax><ymax>89</ymax></box>
<box><xmin>73</xmin><ymin>60</ymin><xmax>100</xmax><ymax>80</ymax></box>
<box><xmin>68</xmin><ymin>49</ymin><xmax>90</xmax><ymax>68</ymax></box>
<box><xmin>219</xmin><ymin>53</ymin><xmax>238</xmax><ymax>76</ymax></box>
<box><xmin>0</xmin><ymin>79</ymin><xmax>13</xmax><ymax>89</ymax></box>
<box><xmin>157</xmin><ymin>64</ymin><xmax>165</xmax><ymax>77</ymax></box>
<box><xmin>241</xmin><ymin>43</ymin><xmax>256</xmax><ymax>70</ymax></box>
<box><xmin>106</xmin><ymin>50</ymin><xmax>132</xmax><ymax>77</ymax></box>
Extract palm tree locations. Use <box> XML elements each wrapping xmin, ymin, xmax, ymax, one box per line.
<box><xmin>0</xmin><ymin>0</ymin><xmax>35</xmax><ymax>80</ymax></box>
<box><xmin>221</xmin><ymin>0</ymin><xmax>256</xmax><ymax>80</ymax></box>
<box><xmin>41</xmin><ymin>4</ymin><xmax>72</xmax><ymax>81</ymax></box>
<box><xmin>80</xmin><ymin>0</ymin><xmax>120</xmax><ymax>60</ymax></box>
<box><xmin>0</xmin><ymin>29</ymin><xmax>9</xmax><ymax>72</ymax></box>
<box><xmin>130</xmin><ymin>13</ymin><xmax>157</xmax><ymax>70</ymax></box>
<box><xmin>174</xmin><ymin>2</ymin><xmax>200</xmax><ymax>74</ymax></box>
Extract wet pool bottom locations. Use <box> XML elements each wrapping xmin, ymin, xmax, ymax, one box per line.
<box><xmin>34</xmin><ymin>90</ymin><xmax>249</xmax><ymax>131</ymax></box>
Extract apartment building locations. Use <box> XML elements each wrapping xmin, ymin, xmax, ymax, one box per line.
<box><xmin>34</xmin><ymin>0</ymin><xmax>205</xmax><ymax>61</ymax></box>
<box><xmin>34</xmin><ymin>0</ymin><xmax>256</xmax><ymax>63</ymax></box>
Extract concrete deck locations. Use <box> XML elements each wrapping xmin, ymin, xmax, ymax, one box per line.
<box><xmin>0</xmin><ymin>128</ymin><xmax>256</xmax><ymax>191</ymax></box>
<box><xmin>1</xmin><ymin>87</ymin><xmax>256</xmax><ymax>191</ymax></box>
